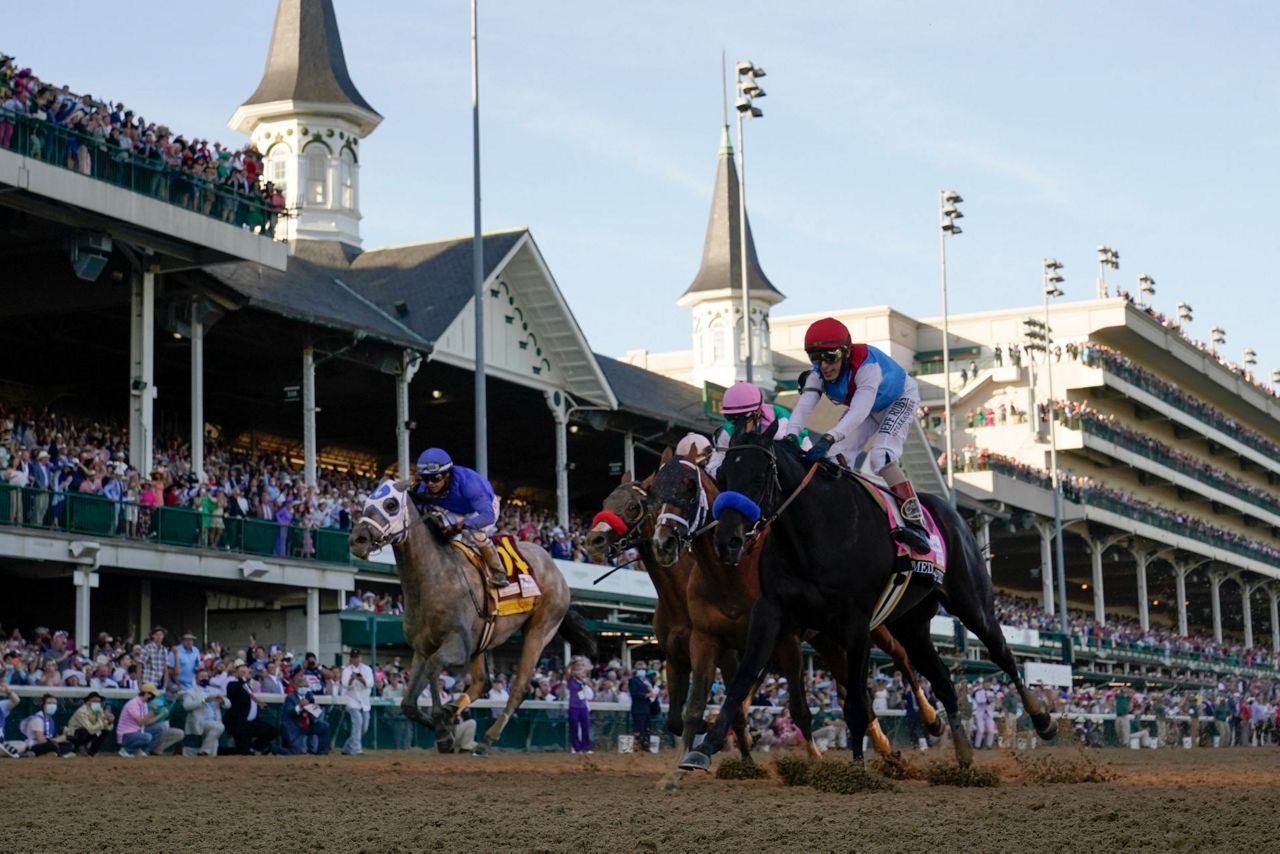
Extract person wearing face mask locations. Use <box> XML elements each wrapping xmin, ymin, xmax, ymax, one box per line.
<box><xmin>65</xmin><ymin>691</ymin><xmax>114</xmax><ymax>756</ymax></box>
<box><xmin>181</xmin><ymin>665</ymin><xmax>229</xmax><ymax>756</ymax></box>
<box><xmin>22</xmin><ymin>693</ymin><xmax>75</xmax><ymax>757</ymax></box>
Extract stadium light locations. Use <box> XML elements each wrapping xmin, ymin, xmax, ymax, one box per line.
<box><xmin>1243</xmin><ymin>348</ymin><xmax>1257</xmax><ymax>367</ymax></box>
<box><xmin>1096</xmin><ymin>245</ymin><xmax>1119</xmax><ymax>298</ymax></box>
<box><xmin>1042</xmin><ymin>257</ymin><xmax>1070</xmax><ymax>659</ymax></box>
<box><xmin>939</xmin><ymin>189</ymin><xmax>964</xmax><ymax>506</ymax></box>
<box><xmin>1211</xmin><ymin>326</ymin><xmax>1226</xmax><ymax>346</ymax></box>
<box><xmin>735</xmin><ymin>59</ymin><xmax>767</xmax><ymax>385</ymax></box>
<box><xmin>1137</xmin><ymin>273</ymin><xmax>1155</xmax><ymax>306</ymax></box>
<box><xmin>1272</xmin><ymin>368</ymin><xmax>1280</xmax><ymax>384</ymax></box>
<box><xmin>1176</xmin><ymin>301</ymin><xmax>1193</xmax><ymax>325</ymax></box>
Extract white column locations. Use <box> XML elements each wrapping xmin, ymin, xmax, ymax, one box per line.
<box><xmin>306</xmin><ymin>587</ymin><xmax>321</xmax><ymax>657</ymax></box>
<box><xmin>1175</xmin><ymin>566</ymin><xmax>1189</xmax><ymax>637</ymax></box>
<box><xmin>302</xmin><ymin>346</ymin><xmax>317</xmax><ymax>488</ymax></box>
<box><xmin>975</xmin><ymin>515</ymin><xmax>992</xmax><ymax>576</ymax></box>
<box><xmin>1036</xmin><ymin>520</ymin><xmax>1054</xmax><ymax>614</ymax></box>
<box><xmin>395</xmin><ymin>350</ymin><xmax>420</xmax><ymax>480</ymax></box>
<box><xmin>1269</xmin><ymin>588</ymin><xmax>1280</xmax><ymax>654</ymax></box>
<box><xmin>623</xmin><ymin>432</ymin><xmax>636</xmax><ymax>478</ymax></box>
<box><xmin>1090</xmin><ymin>541</ymin><xmax>1106</xmax><ymax>626</ymax></box>
<box><xmin>129</xmin><ymin>270</ymin><xmax>156</xmax><ymax>475</ymax></box>
<box><xmin>73</xmin><ymin>569</ymin><xmax>98</xmax><ymax>656</ymax></box>
<box><xmin>190</xmin><ymin>297</ymin><xmax>204</xmax><ymax>482</ymax></box>
<box><xmin>546</xmin><ymin>391</ymin><xmax>569</xmax><ymax>529</ymax></box>
<box><xmin>139</xmin><ymin>579</ymin><xmax>152</xmax><ymax>636</ymax></box>
<box><xmin>1209</xmin><ymin>573</ymin><xmax>1223</xmax><ymax>643</ymax></box>
<box><xmin>1134</xmin><ymin>551</ymin><xmax>1151</xmax><ymax>632</ymax></box>
<box><xmin>1241</xmin><ymin>581</ymin><xmax>1253</xmax><ymax>650</ymax></box>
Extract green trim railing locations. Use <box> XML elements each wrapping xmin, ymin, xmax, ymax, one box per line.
<box><xmin>1085</xmin><ymin>346</ymin><xmax>1280</xmax><ymax>461</ymax></box>
<box><xmin>0</xmin><ymin>484</ymin><xmax>352</xmax><ymax>567</ymax></box>
<box><xmin>0</xmin><ymin>108</ymin><xmax>276</xmax><ymax>235</ymax></box>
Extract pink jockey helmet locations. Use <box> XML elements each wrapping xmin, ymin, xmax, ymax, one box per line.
<box><xmin>721</xmin><ymin>382</ymin><xmax>774</xmax><ymax>429</ymax></box>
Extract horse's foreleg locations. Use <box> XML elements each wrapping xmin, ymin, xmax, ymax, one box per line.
<box><xmin>482</xmin><ymin>614</ymin><xmax>554</xmax><ymax>749</ymax></box>
<box><xmin>873</xmin><ymin>625</ymin><xmax>943</xmax><ymax>737</ymax></box>
<box><xmin>842</xmin><ymin>618</ymin><xmax>873</xmax><ymax>763</ymax></box>
<box><xmin>886</xmin><ymin>607</ymin><xmax>970</xmax><ymax>766</ymax></box>
<box><xmin>423</xmin><ymin>633</ymin><xmax>473</xmax><ymax>754</ymax></box>
<box><xmin>401</xmin><ymin>651</ymin><xmax>435</xmax><ymax>730</ymax></box>
<box><xmin>773</xmin><ymin>635</ymin><xmax>818</xmax><ymax>756</ymax></box>
<box><xmin>679</xmin><ymin>598</ymin><xmax>782</xmax><ymax>771</ymax></box>
<box><xmin>664</xmin><ymin>644</ymin><xmax>692</xmax><ymax>740</ymax></box>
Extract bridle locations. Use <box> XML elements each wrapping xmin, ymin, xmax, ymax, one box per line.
<box><xmin>355</xmin><ymin>481</ymin><xmax>411</xmax><ymax>550</ymax></box>
<box><xmin>719</xmin><ymin>441</ymin><xmax>818</xmax><ymax>542</ymax></box>
<box><xmin>594</xmin><ymin>481</ymin><xmax>650</xmax><ymax>562</ymax></box>
<box><xmin>653</xmin><ymin>459</ymin><xmax>712</xmax><ymax>556</ymax></box>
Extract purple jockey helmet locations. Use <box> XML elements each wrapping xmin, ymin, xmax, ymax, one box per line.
<box><xmin>721</xmin><ymin>382</ymin><xmax>774</xmax><ymax>428</ymax></box>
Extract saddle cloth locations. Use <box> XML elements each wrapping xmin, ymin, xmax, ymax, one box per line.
<box><xmin>853</xmin><ymin>475</ymin><xmax>947</xmax><ymax>585</ymax></box>
<box><xmin>450</xmin><ymin>533</ymin><xmax>541</xmax><ymax>617</ymax></box>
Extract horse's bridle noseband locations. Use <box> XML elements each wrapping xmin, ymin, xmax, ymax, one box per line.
<box><xmin>603</xmin><ymin>482</ymin><xmax>650</xmax><ymax>561</ymax></box>
<box><xmin>653</xmin><ymin>459</ymin><xmax>714</xmax><ymax>555</ymax></box>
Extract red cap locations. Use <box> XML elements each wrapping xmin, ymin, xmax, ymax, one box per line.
<box><xmin>804</xmin><ymin>317</ymin><xmax>851</xmax><ymax>351</ymax></box>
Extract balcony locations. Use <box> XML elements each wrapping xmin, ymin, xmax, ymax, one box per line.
<box><xmin>0</xmin><ymin>109</ymin><xmax>285</xmax><ymax>270</ymax></box>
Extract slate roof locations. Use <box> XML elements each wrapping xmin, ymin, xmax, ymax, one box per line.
<box><xmin>595</xmin><ymin>354</ymin><xmax>719</xmax><ymax>433</ymax></box>
<box><xmin>680</xmin><ymin>126</ymin><xmax>781</xmax><ymax>300</ymax></box>
<box><xmin>204</xmin><ymin>231</ymin><xmax>527</xmax><ymax>350</ymax></box>
<box><xmin>239</xmin><ymin>0</ymin><xmax>380</xmax><ymax>118</ymax></box>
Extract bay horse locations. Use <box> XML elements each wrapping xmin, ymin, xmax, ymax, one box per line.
<box><xmin>584</xmin><ymin>466</ymin><xmax>757</xmax><ymax>768</ymax></box>
<box><xmin>647</xmin><ymin>448</ymin><xmax>943</xmax><ymax>767</ymax></box>
<box><xmin>679</xmin><ymin>423</ymin><xmax>1057</xmax><ymax>771</ymax></box>
<box><xmin>348</xmin><ymin>480</ymin><xmax>596</xmax><ymax>754</ymax></box>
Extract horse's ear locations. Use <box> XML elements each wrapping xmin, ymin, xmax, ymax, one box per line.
<box><xmin>763</xmin><ymin>418</ymin><xmax>780</xmax><ymax>441</ymax></box>
<box><xmin>394</xmin><ymin>479</ymin><xmax>412</xmax><ymax>492</ymax></box>
<box><xmin>621</xmin><ymin>470</ymin><xmax>633</xmax><ymax>484</ymax></box>
<box><xmin>660</xmin><ymin>446</ymin><xmax>673</xmax><ymax>465</ymax></box>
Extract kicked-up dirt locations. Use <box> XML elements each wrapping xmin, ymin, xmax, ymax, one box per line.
<box><xmin>3</xmin><ymin>746</ymin><xmax>1277</xmax><ymax>852</ymax></box>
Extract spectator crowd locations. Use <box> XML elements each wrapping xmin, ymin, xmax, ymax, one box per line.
<box><xmin>0</xmin><ymin>52</ymin><xmax>283</xmax><ymax>234</ymax></box>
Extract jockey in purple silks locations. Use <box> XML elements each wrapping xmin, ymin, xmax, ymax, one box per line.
<box><xmin>409</xmin><ymin>448</ymin><xmax>506</xmax><ymax>587</ymax></box>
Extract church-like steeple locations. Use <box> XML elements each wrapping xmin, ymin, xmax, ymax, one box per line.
<box><xmin>680</xmin><ymin>125</ymin><xmax>783</xmax><ymax>390</ymax></box>
<box><xmin>231</xmin><ymin>0</ymin><xmax>381</xmax><ymax>134</ymax></box>
<box><xmin>229</xmin><ymin>0</ymin><xmax>381</xmax><ymax>247</ymax></box>
<box><xmin>679</xmin><ymin>125</ymin><xmax>782</xmax><ymax>302</ymax></box>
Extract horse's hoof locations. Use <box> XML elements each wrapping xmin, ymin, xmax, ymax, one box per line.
<box><xmin>436</xmin><ymin>738</ymin><xmax>455</xmax><ymax>754</ymax></box>
<box><xmin>472</xmin><ymin>743</ymin><xmax>489</xmax><ymax>757</ymax></box>
<box><xmin>1033</xmin><ymin>714</ymin><xmax>1059</xmax><ymax>741</ymax></box>
<box><xmin>678</xmin><ymin>751</ymin><xmax>711</xmax><ymax>772</ymax></box>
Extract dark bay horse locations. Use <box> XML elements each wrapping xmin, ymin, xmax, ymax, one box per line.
<box><xmin>584</xmin><ymin>465</ymin><xmax>756</xmax><ymax>770</ymax></box>
<box><xmin>648</xmin><ymin>449</ymin><xmax>944</xmax><ymax>767</ymax></box>
<box><xmin>348</xmin><ymin>481</ymin><xmax>596</xmax><ymax>754</ymax></box>
<box><xmin>679</xmin><ymin>424</ymin><xmax>1056</xmax><ymax>771</ymax></box>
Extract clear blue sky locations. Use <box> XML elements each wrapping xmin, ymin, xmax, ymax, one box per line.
<box><xmin>9</xmin><ymin>1</ymin><xmax>1279</xmax><ymax>377</ymax></box>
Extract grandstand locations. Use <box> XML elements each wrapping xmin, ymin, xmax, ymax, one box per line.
<box><xmin>2</xmin><ymin>0</ymin><xmax>1276</xmax><ymax>729</ymax></box>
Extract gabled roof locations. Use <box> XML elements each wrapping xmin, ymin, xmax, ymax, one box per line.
<box><xmin>680</xmin><ymin>125</ymin><xmax>782</xmax><ymax>303</ymax></box>
<box><xmin>234</xmin><ymin>0</ymin><xmax>381</xmax><ymax>133</ymax></box>
<box><xmin>346</xmin><ymin>230</ymin><xmax>525</xmax><ymax>342</ymax></box>
<box><xmin>596</xmin><ymin>355</ymin><xmax>718</xmax><ymax>433</ymax></box>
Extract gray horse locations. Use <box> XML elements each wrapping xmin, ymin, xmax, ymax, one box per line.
<box><xmin>348</xmin><ymin>480</ymin><xmax>596</xmax><ymax>754</ymax></box>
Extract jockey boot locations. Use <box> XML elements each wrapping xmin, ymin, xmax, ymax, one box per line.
<box><xmin>476</xmin><ymin>539</ymin><xmax>509</xmax><ymax>588</ymax></box>
<box><xmin>886</xmin><ymin>480</ymin><xmax>932</xmax><ymax>555</ymax></box>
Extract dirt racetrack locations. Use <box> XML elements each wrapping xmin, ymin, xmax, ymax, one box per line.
<box><xmin>5</xmin><ymin>747</ymin><xmax>1278</xmax><ymax>853</ymax></box>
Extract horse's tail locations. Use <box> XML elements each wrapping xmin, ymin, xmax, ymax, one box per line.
<box><xmin>556</xmin><ymin>606</ymin><xmax>598</xmax><ymax>659</ymax></box>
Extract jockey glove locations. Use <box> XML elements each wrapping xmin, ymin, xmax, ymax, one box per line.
<box><xmin>804</xmin><ymin>433</ymin><xmax>835</xmax><ymax>465</ymax></box>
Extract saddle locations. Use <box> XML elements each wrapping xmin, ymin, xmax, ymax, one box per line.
<box><xmin>450</xmin><ymin>533</ymin><xmax>541</xmax><ymax>650</ymax></box>
<box><xmin>819</xmin><ymin>464</ymin><xmax>948</xmax><ymax>630</ymax></box>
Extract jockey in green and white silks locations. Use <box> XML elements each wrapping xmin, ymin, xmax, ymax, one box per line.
<box><xmin>707</xmin><ymin>381</ymin><xmax>803</xmax><ymax>479</ymax></box>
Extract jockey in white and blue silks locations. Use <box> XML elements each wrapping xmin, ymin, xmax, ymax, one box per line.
<box><xmin>784</xmin><ymin>316</ymin><xmax>931</xmax><ymax>555</ymax></box>
<box><xmin>409</xmin><ymin>448</ymin><xmax>507</xmax><ymax>587</ymax></box>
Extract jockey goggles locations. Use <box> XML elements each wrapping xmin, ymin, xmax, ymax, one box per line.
<box><xmin>806</xmin><ymin>348</ymin><xmax>844</xmax><ymax>365</ymax></box>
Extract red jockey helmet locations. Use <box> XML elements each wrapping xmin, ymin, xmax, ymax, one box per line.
<box><xmin>804</xmin><ymin>317</ymin><xmax>852</xmax><ymax>351</ymax></box>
